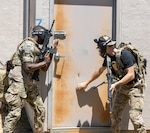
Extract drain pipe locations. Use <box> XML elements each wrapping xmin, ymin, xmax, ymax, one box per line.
<box><xmin>23</xmin><ymin>0</ymin><xmax>34</xmax><ymax>130</ymax></box>
<box><xmin>116</xmin><ymin>0</ymin><xmax>122</xmax><ymax>45</ymax></box>
<box><xmin>112</xmin><ymin>0</ymin><xmax>117</xmax><ymax>40</ymax></box>
<box><xmin>47</xmin><ymin>0</ymin><xmax>55</xmax><ymax>130</ymax></box>
<box><xmin>23</xmin><ymin>0</ymin><xmax>34</xmax><ymax>128</ymax></box>
<box><xmin>23</xmin><ymin>0</ymin><xmax>29</xmax><ymax>39</ymax></box>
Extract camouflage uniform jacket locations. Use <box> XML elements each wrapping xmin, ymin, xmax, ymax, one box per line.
<box><xmin>8</xmin><ymin>37</ymin><xmax>40</xmax><ymax>98</ymax></box>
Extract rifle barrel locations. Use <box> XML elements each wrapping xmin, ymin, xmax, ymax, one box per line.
<box><xmin>49</xmin><ymin>20</ymin><xmax>55</xmax><ymax>32</ymax></box>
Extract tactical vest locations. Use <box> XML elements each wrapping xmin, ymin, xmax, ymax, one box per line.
<box><xmin>112</xmin><ymin>42</ymin><xmax>146</xmax><ymax>85</ymax></box>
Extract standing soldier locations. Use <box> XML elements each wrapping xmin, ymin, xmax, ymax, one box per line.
<box><xmin>76</xmin><ymin>35</ymin><xmax>147</xmax><ymax>133</ymax></box>
<box><xmin>3</xmin><ymin>25</ymin><xmax>58</xmax><ymax>133</ymax></box>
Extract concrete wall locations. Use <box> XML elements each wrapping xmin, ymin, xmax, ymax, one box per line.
<box><xmin>117</xmin><ymin>0</ymin><xmax>150</xmax><ymax>130</ymax></box>
<box><xmin>0</xmin><ymin>0</ymin><xmax>23</xmax><ymax>65</ymax></box>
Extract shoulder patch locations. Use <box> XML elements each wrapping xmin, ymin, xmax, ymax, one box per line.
<box><xmin>23</xmin><ymin>43</ymin><xmax>34</xmax><ymax>52</ymax></box>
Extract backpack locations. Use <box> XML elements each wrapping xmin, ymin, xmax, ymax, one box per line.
<box><xmin>116</xmin><ymin>42</ymin><xmax>147</xmax><ymax>79</ymax></box>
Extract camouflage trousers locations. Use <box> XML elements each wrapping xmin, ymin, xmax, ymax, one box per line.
<box><xmin>3</xmin><ymin>81</ymin><xmax>45</xmax><ymax>133</ymax></box>
<box><xmin>111</xmin><ymin>85</ymin><xmax>147</xmax><ymax>133</ymax></box>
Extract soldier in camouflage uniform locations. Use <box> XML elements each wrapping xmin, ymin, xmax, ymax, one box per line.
<box><xmin>3</xmin><ymin>25</ymin><xmax>58</xmax><ymax>133</ymax></box>
<box><xmin>76</xmin><ymin>35</ymin><xmax>147</xmax><ymax>133</ymax></box>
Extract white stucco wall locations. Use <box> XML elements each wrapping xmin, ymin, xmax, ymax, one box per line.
<box><xmin>117</xmin><ymin>0</ymin><xmax>150</xmax><ymax>130</ymax></box>
<box><xmin>0</xmin><ymin>1</ymin><xmax>23</xmax><ymax>65</ymax></box>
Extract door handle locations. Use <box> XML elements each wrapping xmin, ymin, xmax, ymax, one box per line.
<box><xmin>54</xmin><ymin>53</ymin><xmax>65</xmax><ymax>78</ymax></box>
<box><xmin>54</xmin><ymin>53</ymin><xmax>65</xmax><ymax>61</ymax></box>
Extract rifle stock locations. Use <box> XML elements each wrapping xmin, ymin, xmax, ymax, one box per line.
<box><xmin>106</xmin><ymin>56</ymin><xmax>113</xmax><ymax>113</ymax></box>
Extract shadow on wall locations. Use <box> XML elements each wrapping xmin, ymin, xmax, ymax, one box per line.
<box><xmin>76</xmin><ymin>86</ymin><xmax>130</xmax><ymax>130</ymax></box>
<box><xmin>76</xmin><ymin>86</ymin><xmax>110</xmax><ymax>127</ymax></box>
<box><xmin>38</xmin><ymin>71</ymin><xmax>50</xmax><ymax>102</ymax></box>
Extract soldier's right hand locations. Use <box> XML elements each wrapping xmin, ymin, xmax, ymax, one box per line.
<box><xmin>76</xmin><ymin>82</ymin><xmax>88</xmax><ymax>90</ymax></box>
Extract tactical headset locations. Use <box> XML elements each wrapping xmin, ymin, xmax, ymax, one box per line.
<box><xmin>32</xmin><ymin>26</ymin><xmax>48</xmax><ymax>44</ymax></box>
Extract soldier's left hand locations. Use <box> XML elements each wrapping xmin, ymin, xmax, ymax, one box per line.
<box><xmin>110</xmin><ymin>83</ymin><xmax>117</xmax><ymax>94</ymax></box>
<box><xmin>52</xmin><ymin>39</ymin><xmax>59</xmax><ymax>49</ymax></box>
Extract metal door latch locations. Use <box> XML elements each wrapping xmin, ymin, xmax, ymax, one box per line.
<box><xmin>54</xmin><ymin>30</ymin><xmax>66</xmax><ymax>40</ymax></box>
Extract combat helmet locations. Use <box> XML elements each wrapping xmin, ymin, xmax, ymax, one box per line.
<box><xmin>94</xmin><ymin>35</ymin><xmax>116</xmax><ymax>58</ymax></box>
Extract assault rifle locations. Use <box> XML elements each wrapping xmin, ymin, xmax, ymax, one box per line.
<box><xmin>39</xmin><ymin>20</ymin><xmax>56</xmax><ymax>60</ymax></box>
<box><xmin>32</xmin><ymin>20</ymin><xmax>56</xmax><ymax>81</ymax></box>
<box><xmin>106</xmin><ymin>55</ymin><xmax>113</xmax><ymax>113</ymax></box>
